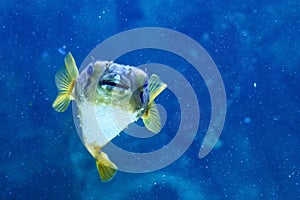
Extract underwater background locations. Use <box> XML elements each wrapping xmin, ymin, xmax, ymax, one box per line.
<box><xmin>1</xmin><ymin>0</ymin><xmax>299</xmax><ymax>199</ymax></box>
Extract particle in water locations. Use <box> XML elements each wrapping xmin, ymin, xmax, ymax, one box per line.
<box><xmin>58</xmin><ymin>45</ymin><xmax>67</xmax><ymax>55</ymax></box>
<box><xmin>243</xmin><ymin>117</ymin><xmax>252</xmax><ymax>123</ymax></box>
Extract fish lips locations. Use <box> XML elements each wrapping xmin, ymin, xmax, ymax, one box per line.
<box><xmin>99</xmin><ymin>73</ymin><xmax>131</xmax><ymax>91</ymax></box>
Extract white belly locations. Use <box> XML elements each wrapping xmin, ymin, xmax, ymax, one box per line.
<box><xmin>77</xmin><ymin>101</ymin><xmax>138</xmax><ymax>149</ymax></box>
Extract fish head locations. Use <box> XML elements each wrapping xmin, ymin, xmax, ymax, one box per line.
<box><xmin>96</xmin><ymin>63</ymin><xmax>149</xmax><ymax>114</ymax></box>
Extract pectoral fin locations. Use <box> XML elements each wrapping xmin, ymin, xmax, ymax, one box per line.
<box><xmin>142</xmin><ymin>102</ymin><xmax>161</xmax><ymax>134</ymax></box>
<box><xmin>141</xmin><ymin>74</ymin><xmax>167</xmax><ymax>133</ymax></box>
<box><xmin>95</xmin><ymin>151</ymin><xmax>117</xmax><ymax>182</ymax></box>
<box><xmin>148</xmin><ymin>74</ymin><xmax>167</xmax><ymax>104</ymax></box>
<box><xmin>52</xmin><ymin>52</ymin><xmax>79</xmax><ymax>112</ymax></box>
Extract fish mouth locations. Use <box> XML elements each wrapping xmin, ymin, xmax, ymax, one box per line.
<box><xmin>100</xmin><ymin>73</ymin><xmax>131</xmax><ymax>91</ymax></box>
<box><xmin>101</xmin><ymin>79</ymin><xmax>130</xmax><ymax>90</ymax></box>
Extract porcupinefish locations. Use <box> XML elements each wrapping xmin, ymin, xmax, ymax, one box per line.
<box><xmin>52</xmin><ymin>53</ymin><xmax>167</xmax><ymax>182</ymax></box>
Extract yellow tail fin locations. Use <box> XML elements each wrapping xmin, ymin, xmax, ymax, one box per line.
<box><xmin>52</xmin><ymin>52</ymin><xmax>79</xmax><ymax>112</ymax></box>
<box><xmin>95</xmin><ymin>151</ymin><xmax>118</xmax><ymax>182</ymax></box>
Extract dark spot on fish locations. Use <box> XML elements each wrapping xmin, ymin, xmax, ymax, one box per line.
<box><xmin>87</xmin><ymin>64</ymin><xmax>94</xmax><ymax>76</ymax></box>
<box><xmin>139</xmin><ymin>91</ymin><xmax>144</xmax><ymax>104</ymax></box>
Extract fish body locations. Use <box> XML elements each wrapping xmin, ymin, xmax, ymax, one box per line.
<box><xmin>53</xmin><ymin>53</ymin><xmax>166</xmax><ymax>181</ymax></box>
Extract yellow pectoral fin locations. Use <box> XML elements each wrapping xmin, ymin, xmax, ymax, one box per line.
<box><xmin>95</xmin><ymin>152</ymin><xmax>118</xmax><ymax>182</ymax></box>
<box><xmin>64</xmin><ymin>52</ymin><xmax>79</xmax><ymax>79</ymax></box>
<box><xmin>52</xmin><ymin>92</ymin><xmax>72</xmax><ymax>112</ymax></box>
<box><xmin>52</xmin><ymin>52</ymin><xmax>79</xmax><ymax>112</ymax></box>
<box><xmin>142</xmin><ymin>102</ymin><xmax>162</xmax><ymax>134</ymax></box>
<box><xmin>148</xmin><ymin>74</ymin><xmax>167</xmax><ymax>104</ymax></box>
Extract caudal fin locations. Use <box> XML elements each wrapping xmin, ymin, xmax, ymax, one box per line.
<box><xmin>52</xmin><ymin>52</ymin><xmax>79</xmax><ymax>112</ymax></box>
<box><xmin>95</xmin><ymin>151</ymin><xmax>118</xmax><ymax>182</ymax></box>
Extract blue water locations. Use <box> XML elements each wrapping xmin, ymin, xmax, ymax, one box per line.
<box><xmin>1</xmin><ymin>1</ymin><xmax>299</xmax><ymax>199</ymax></box>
